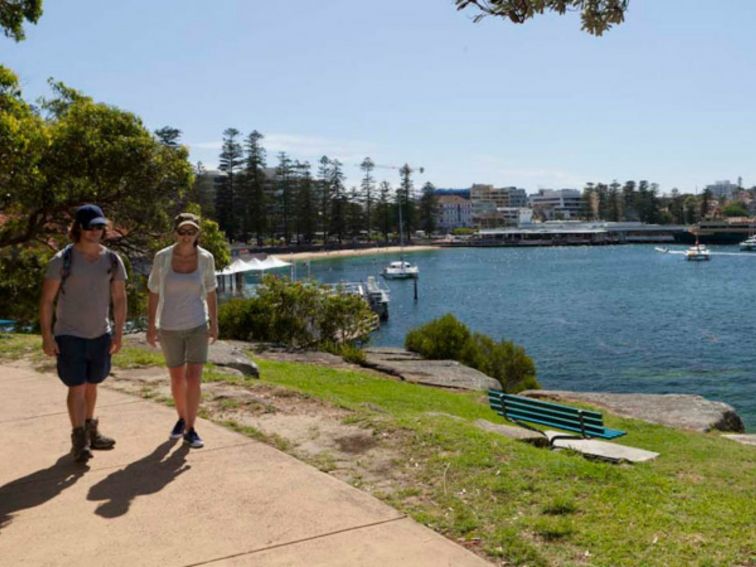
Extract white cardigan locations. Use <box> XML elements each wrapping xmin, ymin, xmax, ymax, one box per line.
<box><xmin>147</xmin><ymin>245</ymin><xmax>217</xmax><ymax>328</ymax></box>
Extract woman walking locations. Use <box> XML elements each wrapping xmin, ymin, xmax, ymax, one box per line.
<box><xmin>146</xmin><ymin>213</ymin><xmax>218</xmax><ymax>448</ymax></box>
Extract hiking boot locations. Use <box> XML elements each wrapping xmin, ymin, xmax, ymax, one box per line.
<box><xmin>170</xmin><ymin>418</ymin><xmax>186</xmax><ymax>440</ymax></box>
<box><xmin>85</xmin><ymin>418</ymin><xmax>115</xmax><ymax>450</ymax></box>
<box><xmin>71</xmin><ymin>426</ymin><xmax>92</xmax><ymax>463</ymax></box>
<box><xmin>183</xmin><ymin>428</ymin><xmax>204</xmax><ymax>448</ymax></box>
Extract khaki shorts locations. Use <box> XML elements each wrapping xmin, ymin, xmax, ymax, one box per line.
<box><xmin>158</xmin><ymin>323</ymin><xmax>209</xmax><ymax>368</ymax></box>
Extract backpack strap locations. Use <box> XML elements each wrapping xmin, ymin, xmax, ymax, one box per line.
<box><xmin>59</xmin><ymin>244</ymin><xmax>75</xmax><ymax>295</ymax></box>
<box><xmin>106</xmin><ymin>249</ymin><xmax>119</xmax><ymax>280</ymax></box>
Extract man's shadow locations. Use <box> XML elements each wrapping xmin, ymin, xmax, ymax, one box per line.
<box><xmin>0</xmin><ymin>454</ymin><xmax>89</xmax><ymax>531</ymax></box>
<box><xmin>87</xmin><ymin>440</ymin><xmax>190</xmax><ymax>518</ymax></box>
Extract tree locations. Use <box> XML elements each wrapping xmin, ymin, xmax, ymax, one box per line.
<box><xmin>418</xmin><ymin>181</ymin><xmax>438</xmax><ymax>234</ymax></box>
<box><xmin>329</xmin><ymin>159</ymin><xmax>347</xmax><ymax>243</ymax></box>
<box><xmin>317</xmin><ymin>156</ymin><xmax>332</xmax><ymax>243</ymax></box>
<box><xmin>346</xmin><ymin>186</ymin><xmax>363</xmax><ymax>239</ymax></box>
<box><xmin>722</xmin><ymin>202</ymin><xmax>749</xmax><ymax>218</ymax></box>
<box><xmin>699</xmin><ymin>188</ymin><xmax>712</xmax><ymax>219</ymax></box>
<box><xmin>397</xmin><ymin>164</ymin><xmax>417</xmax><ymax>241</ymax></box>
<box><xmin>376</xmin><ymin>181</ymin><xmax>393</xmax><ymax>241</ymax></box>
<box><xmin>295</xmin><ymin>161</ymin><xmax>317</xmax><ymax>244</ymax></box>
<box><xmin>242</xmin><ymin>130</ymin><xmax>268</xmax><ymax>245</ymax></box>
<box><xmin>0</xmin><ymin>0</ymin><xmax>43</xmax><ymax>41</ymax></box>
<box><xmin>455</xmin><ymin>0</ymin><xmax>629</xmax><ymax>36</ymax></box>
<box><xmin>608</xmin><ymin>179</ymin><xmax>621</xmax><ymax>222</ymax></box>
<box><xmin>154</xmin><ymin>126</ymin><xmax>181</xmax><ymax>148</ymax></box>
<box><xmin>360</xmin><ymin>157</ymin><xmax>375</xmax><ymax>239</ymax></box>
<box><xmin>214</xmin><ymin>128</ymin><xmax>243</xmax><ymax>240</ymax></box>
<box><xmin>275</xmin><ymin>152</ymin><xmax>295</xmax><ymax>244</ymax></box>
<box><xmin>0</xmin><ymin>66</ymin><xmax>194</xmax><ymax>323</ymax></box>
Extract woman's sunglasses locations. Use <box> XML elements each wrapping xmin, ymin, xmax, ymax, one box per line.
<box><xmin>177</xmin><ymin>229</ymin><xmax>198</xmax><ymax>236</ymax></box>
<box><xmin>84</xmin><ymin>224</ymin><xmax>106</xmax><ymax>232</ymax></box>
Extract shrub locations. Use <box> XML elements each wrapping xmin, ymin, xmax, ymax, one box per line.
<box><xmin>218</xmin><ymin>275</ymin><xmax>376</xmax><ymax>350</ymax></box>
<box><xmin>406</xmin><ymin>314</ymin><xmax>540</xmax><ymax>393</ymax></box>
<box><xmin>405</xmin><ymin>313</ymin><xmax>471</xmax><ymax>359</ymax></box>
<box><xmin>322</xmin><ymin>340</ymin><xmax>367</xmax><ymax>365</ymax></box>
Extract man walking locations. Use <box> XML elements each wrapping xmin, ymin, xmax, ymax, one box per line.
<box><xmin>40</xmin><ymin>204</ymin><xmax>128</xmax><ymax>463</ymax></box>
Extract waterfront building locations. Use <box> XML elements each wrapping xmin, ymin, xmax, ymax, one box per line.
<box><xmin>469</xmin><ymin>221</ymin><xmax>686</xmax><ymax>247</ymax></box>
<box><xmin>435</xmin><ymin>194</ymin><xmax>473</xmax><ymax>232</ymax></box>
<box><xmin>529</xmin><ymin>189</ymin><xmax>583</xmax><ymax>220</ymax></box>
<box><xmin>470</xmin><ymin>184</ymin><xmax>529</xmax><ymax>228</ymax></box>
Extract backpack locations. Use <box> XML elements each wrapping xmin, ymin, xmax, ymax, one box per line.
<box><xmin>59</xmin><ymin>244</ymin><xmax>119</xmax><ymax>295</ymax></box>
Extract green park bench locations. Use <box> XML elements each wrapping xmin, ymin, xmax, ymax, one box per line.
<box><xmin>488</xmin><ymin>389</ymin><xmax>626</xmax><ymax>447</ymax></box>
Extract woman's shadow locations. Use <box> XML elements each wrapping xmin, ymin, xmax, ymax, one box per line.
<box><xmin>87</xmin><ymin>440</ymin><xmax>190</xmax><ymax>518</ymax></box>
<box><xmin>0</xmin><ymin>455</ymin><xmax>89</xmax><ymax>531</ymax></box>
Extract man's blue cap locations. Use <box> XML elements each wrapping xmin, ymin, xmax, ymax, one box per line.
<box><xmin>75</xmin><ymin>204</ymin><xmax>108</xmax><ymax>228</ymax></box>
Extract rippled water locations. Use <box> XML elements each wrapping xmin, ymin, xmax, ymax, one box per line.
<box><xmin>252</xmin><ymin>245</ymin><xmax>756</xmax><ymax>430</ymax></box>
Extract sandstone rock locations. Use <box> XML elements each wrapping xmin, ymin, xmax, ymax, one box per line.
<box><xmin>209</xmin><ymin>341</ymin><xmax>259</xmax><ymax>377</ymax></box>
<box><xmin>474</xmin><ymin>419</ymin><xmax>548</xmax><ymax>447</ymax></box>
<box><xmin>721</xmin><ymin>434</ymin><xmax>756</xmax><ymax>447</ymax></box>
<box><xmin>522</xmin><ymin>390</ymin><xmax>745</xmax><ymax>433</ymax></box>
<box><xmin>362</xmin><ymin>347</ymin><xmax>500</xmax><ymax>391</ymax></box>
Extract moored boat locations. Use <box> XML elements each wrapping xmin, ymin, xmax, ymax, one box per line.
<box><xmin>382</xmin><ymin>260</ymin><xmax>419</xmax><ymax>279</ymax></box>
<box><xmin>739</xmin><ymin>235</ymin><xmax>756</xmax><ymax>251</ymax></box>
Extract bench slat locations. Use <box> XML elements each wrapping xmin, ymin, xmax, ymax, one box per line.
<box><xmin>491</xmin><ymin>392</ymin><xmax>603</xmax><ymax>420</ymax></box>
<box><xmin>490</xmin><ymin>398</ymin><xmax>605</xmax><ymax>427</ymax></box>
<box><xmin>487</xmin><ymin>389</ymin><xmax>626</xmax><ymax>441</ymax></box>
<box><xmin>501</xmin><ymin>409</ymin><xmax>608</xmax><ymax>436</ymax></box>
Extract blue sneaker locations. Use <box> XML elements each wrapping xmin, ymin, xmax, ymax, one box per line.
<box><xmin>170</xmin><ymin>418</ymin><xmax>185</xmax><ymax>440</ymax></box>
<box><xmin>184</xmin><ymin>428</ymin><xmax>204</xmax><ymax>448</ymax></box>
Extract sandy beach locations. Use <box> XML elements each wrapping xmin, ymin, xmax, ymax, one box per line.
<box><xmin>276</xmin><ymin>245</ymin><xmax>441</xmax><ymax>263</ymax></box>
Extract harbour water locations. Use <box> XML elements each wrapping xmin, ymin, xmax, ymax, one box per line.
<box><xmin>251</xmin><ymin>245</ymin><xmax>756</xmax><ymax>430</ymax></box>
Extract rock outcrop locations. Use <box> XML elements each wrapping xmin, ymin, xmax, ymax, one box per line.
<box><xmin>362</xmin><ymin>347</ymin><xmax>500</xmax><ymax>391</ymax></box>
<box><xmin>522</xmin><ymin>390</ymin><xmax>745</xmax><ymax>433</ymax></box>
<box><xmin>209</xmin><ymin>342</ymin><xmax>259</xmax><ymax>377</ymax></box>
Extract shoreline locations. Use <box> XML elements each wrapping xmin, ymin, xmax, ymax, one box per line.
<box><xmin>273</xmin><ymin>245</ymin><xmax>442</xmax><ymax>263</ymax></box>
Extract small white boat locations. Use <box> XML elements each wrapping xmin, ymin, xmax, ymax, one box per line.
<box><xmin>382</xmin><ymin>260</ymin><xmax>419</xmax><ymax>279</ymax></box>
<box><xmin>739</xmin><ymin>235</ymin><xmax>756</xmax><ymax>251</ymax></box>
<box><xmin>382</xmin><ymin>198</ymin><xmax>419</xmax><ymax>280</ymax></box>
<box><xmin>684</xmin><ymin>244</ymin><xmax>710</xmax><ymax>261</ymax></box>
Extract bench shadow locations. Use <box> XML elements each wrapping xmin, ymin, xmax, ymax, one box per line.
<box><xmin>0</xmin><ymin>454</ymin><xmax>89</xmax><ymax>531</ymax></box>
<box><xmin>87</xmin><ymin>440</ymin><xmax>190</xmax><ymax>518</ymax></box>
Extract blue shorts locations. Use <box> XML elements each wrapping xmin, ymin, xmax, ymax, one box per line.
<box><xmin>55</xmin><ymin>334</ymin><xmax>112</xmax><ymax>387</ymax></box>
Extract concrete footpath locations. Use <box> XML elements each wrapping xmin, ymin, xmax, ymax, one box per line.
<box><xmin>0</xmin><ymin>364</ymin><xmax>491</xmax><ymax>566</ymax></box>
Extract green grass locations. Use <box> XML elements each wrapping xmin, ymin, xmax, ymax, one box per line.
<box><xmin>2</xmin><ymin>334</ymin><xmax>753</xmax><ymax>566</ymax></box>
<box><xmin>252</xmin><ymin>358</ymin><xmax>756</xmax><ymax>567</ymax></box>
<box><xmin>112</xmin><ymin>346</ymin><xmax>165</xmax><ymax>369</ymax></box>
<box><xmin>0</xmin><ymin>333</ymin><xmax>44</xmax><ymax>361</ymax></box>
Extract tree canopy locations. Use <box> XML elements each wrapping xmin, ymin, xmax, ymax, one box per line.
<box><xmin>0</xmin><ymin>65</ymin><xmax>229</xmax><ymax>324</ymax></box>
<box><xmin>0</xmin><ymin>0</ymin><xmax>43</xmax><ymax>41</ymax></box>
<box><xmin>455</xmin><ymin>0</ymin><xmax>629</xmax><ymax>36</ymax></box>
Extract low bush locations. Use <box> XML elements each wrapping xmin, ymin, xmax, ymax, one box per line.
<box><xmin>218</xmin><ymin>275</ymin><xmax>375</xmax><ymax>350</ymax></box>
<box><xmin>405</xmin><ymin>313</ymin><xmax>470</xmax><ymax>359</ymax></box>
<box><xmin>405</xmin><ymin>314</ymin><xmax>540</xmax><ymax>392</ymax></box>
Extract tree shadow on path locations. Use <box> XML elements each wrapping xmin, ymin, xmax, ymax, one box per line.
<box><xmin>0</xmin><ymin>454</ymin><xmax>89</xmax><ymax>531</ymax></box>
<box><xmin>87</xmin><ymin>440</ymin><xmax>190</xmax><ymax>518</ymax></box>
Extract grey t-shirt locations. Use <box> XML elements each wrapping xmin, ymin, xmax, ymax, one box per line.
<box><xmin>44</xmin><ymin>246</ymin><xmax>128</xmax><ymax>339</ymax></box>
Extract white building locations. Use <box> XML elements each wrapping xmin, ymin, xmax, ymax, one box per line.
<box><xmin>529</xmin><ymin>189</ymin><xmax>583</xmax><ymax>220</ymax></box>
<box><xmin>435</xmin><ymin>194</ymin><xmax>473</xmax><ymax>231</ymax></box>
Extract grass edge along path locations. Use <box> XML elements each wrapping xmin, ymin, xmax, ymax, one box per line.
<box><xmin>2</xmin><ymin>334</ymin><xmax>755</xmax><ymax>567</ymax></box>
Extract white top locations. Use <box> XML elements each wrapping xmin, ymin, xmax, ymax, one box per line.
<box><xmin>148</xmin><ymin>245</ymin><xmax>217</xmax><ymax>329</ymax></box>
<box><xmin>160</xmin><ymin>267</ymin><xmax>206</xmax><ymax>330</ymax></box>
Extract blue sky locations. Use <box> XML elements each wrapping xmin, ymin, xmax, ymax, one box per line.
<box><xmin>4</xmin><ymin>1</ymin><xmax>756</xmax><ymax>194</ymax></box>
